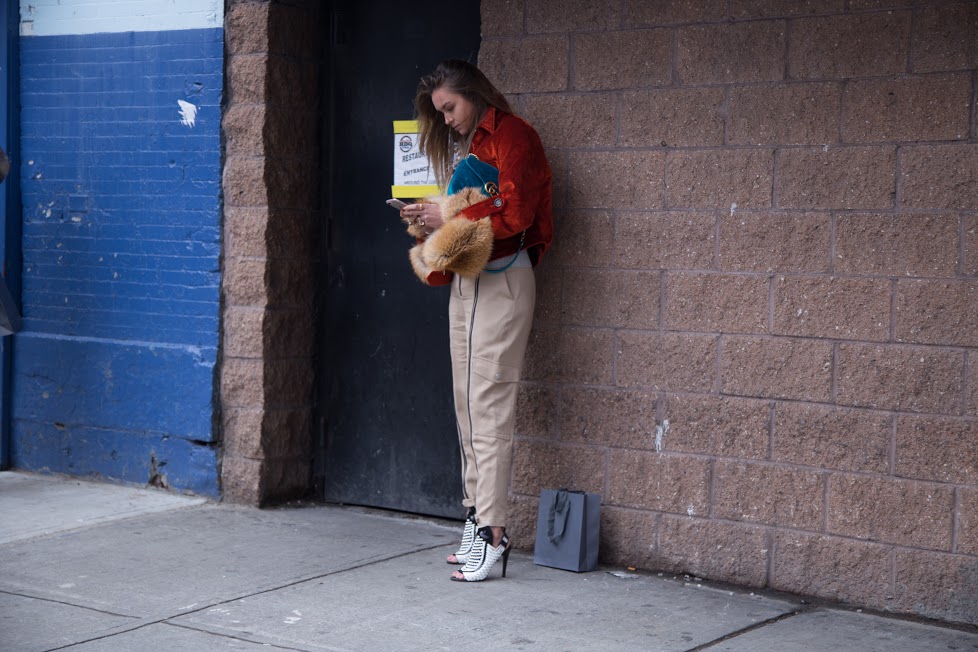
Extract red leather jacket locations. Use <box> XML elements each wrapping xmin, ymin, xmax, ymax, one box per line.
<box><xmin>458</xmin><ymin>107</ymin><xmax>553</xmax><ymax>267</ymax></box>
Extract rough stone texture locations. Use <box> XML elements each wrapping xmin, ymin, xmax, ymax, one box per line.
<box><xmin>664</xmin><ymin>272</ymin><xmax>769</xmax><ymax>334</ymax></box>
<box><xmin>834</xmin><ymin>213</ymin><xmax>959</xmax><ymax>277</ymax></box>
<box><xmin>718</xmin><ymin>213</ymin><xmax>831</xmax><ymax>273</ymax></box>
<box><xmin>844</xmin><ymin>74</ymin><xmax>972</xmax><ymax>143</ymax></box>
<box><xmin>775</xmin><ymin>146</ymin><xmax>896</xmax><ymax>210</ymax></box>
<box><xmin>616</xmin><ymin>332</ymin><xmax>718</xmax><ymax>392</ymax></box>
<box><xmin>223</xmin><ymin>307</ymin><xmax>265</xmax><ymax>359</ymax></box>
<box><xmin>677</xmin><ymin>22</ymin><xmax>786</xmax><ymax>84</ymax></box>
<box><xmin>568</xmin><ymin>151</ymin><xmax>665</xmax><ymax>209</ymax></box>
<box><xmin>771</xmin><ymin>531</ymin><xmax>892</xmax><ymax>606</ymax></box>
<box><xmin>562</xmin><ymin>269</ymin><xmax>660</xmax><ymax>328</ymax></box>
<box><xmin>222</xmin><ymin>408</ymin><xmax>264</xmax><ymax>459</ymax></box>
<box><xmin>969</xmin><ymin>357</ymin><xmax>978</xmax><ymax>417</ymax></box>
<box><xmin>667</xmin><ymin>149</ymin><xmax>774</xmax><ymax>209</ymax></box>
<box><xmin>727</xmin><ymin>82</ymin><xmax>842</xmax><ymax>146</ymax></box>
<box><xmin>828</xmin><ymin>474</ymin><xmax>954</xmax><ymax>550</ymax></box>
<box><xmin>573</xmin><ymin>30</ymin><xmax>672</xmax><ymax>90</ymax></box>
<box><xmin>660</xmin><ymin>395</ymin><xmax>769</xmax><ymax>460</ymax></box>
<box><xmin>911</xmin><ymin>2</ymin><xmax>978</xmax><ymax>73</ymax></box>
<box><xmin>225</xmin><ymin>207</ymin><xmax>269</xmax><ymax>258</ymax></box>
<box><xmin>713</xmin><ymin>461</ymin><xmax>824</xmax><ymax>529</ymax></box>
<box><xmin>504</xmin><ymin>493</ymin><xmax>539</xmax><ymax>549</ymax></box>
<box><xmin>896</xmin><ymin>280</ymin><xmax>978</xmax><ymax>347</ymax></box>
<box><xmin>773</xmin><ymin>276</ymin><xmax>891</xmax><ymax>341</ymax></box>
<box><xmin>481</xmin><ymin>0</ymin><xmax>525</xmax><ymax>36</ymax></box>
<box><xmin>615</xmin><ymin>212</ymin><xmax>716</xmax><ymax>271</ymax></box>
<box><xmin>960</xmin><ymin>487</ymin><xmax>978</xmax><ymax>556</ymax></box>
<box><xmin>225</xmin><ymin>55</ymin><xmax>268</xmax><ymax>105</ymax></box>
<box><xmin>221</xmin><ymin>358</ymin><xmax>265</xmax><ymax>409</ymax></box>
<box><xmin>522</xmin><ymin>94</ymin><xmax>617</xmax><ymax>149</ymax></box>
<box><xmin>894</xmin><ymin>550</ymin><xmax>978</xmax><ymax>626</ymax></box>
<box><xmin>901</xmin><ymin>144</ymin><xmax>978</xmax><ymax>210</ymax></box>
<box><xmin>789</xmin><ymin>13</ymin><xmax>912</xmax><ymax>79</ymax></box>
<box><xmin>527</xmin><ymin>0</ymin><xmax>620</xmax><ymax>33</ymax></box>
<box><xmin>625</xmin><ymin>0</ymin><xmax>728</xmax><ymax>26</ymax></box>
<box><xmin>657</xmin><ymin>516</ymin><xmax>769</xmax><ymax>587</ymax></box>
<box><xmin>533</xmin><ymin>258</ymin><xmax>561</xmax><ymax>327</ymax></box>
<box><xmin>560</xmin><ymin>387</ymin><xmax>657</xmax><ymax>448</ymax></box>
<box><xmin>511</xmin><ymin>440</ymin><xmax>606</xmax><ymax>496</ymax></box>
<box><xmin>478</xmin><ymin>36</ymin><xmax>569</xmax><ymax>93</ymax></box>
<box><xmin>600</xmin><ymin>507</ymin><xmax>658</xmax><ymax>569</ymax></box>
<box><xmin>731</xmin><ymin>0</ymin><xmax>845</xmax><ymax>18</ymax></box>
<box><xmin>515</xmin><ymin>383</ymin><xmax>558</xmax><ymax>438</ymax></box>
<box><xmin>721</xmin><ymin>337</ymin><xmax>833</xmax><ymax>402</ymax></box>
<box><xmin>965</xmin><ymin>215</ymin><xmax>978</xmax><ymax>277</ymax></box>
<box><xmin>836</xmin><ymin>344</ymin><xmax>964</xmax><ymax>414</ymax></box>
<box><xmin>549</xmin><ymin>211</ymin><xmax>613</xmax><ymax>268</ymax></box>
<box><xmin>607</xmin><ymin>450</ymin><xmax>711</xmax><ymax>515</ymax></box>
<box><xmin>522</xmin><ymin>326</ymin><xmax>616</xmax><ymax>385</ymax></box>
<box><xmin>223</xmin><ymin>157</ymin><xmax>268</xmax><ymax>207</ymax></box>
<box><xmin>772</xmin><ymin>403</ymin><xmax>890</xmax><ymax>474</ymax></box>
<box><xmin>895</xmin><ymin>416</ymin><xmax>978</xmax><ymax>485</ymax></box>
<box><xmin>620</xmin><ymin>88</ymin><xmax>725</xmax><ymax>148</ymax></box>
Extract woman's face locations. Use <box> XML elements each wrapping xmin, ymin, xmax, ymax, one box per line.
<box><xmin>431</xmin><ymin>87</ymin><xmax>478</xmax><ymax>137</ymax></box>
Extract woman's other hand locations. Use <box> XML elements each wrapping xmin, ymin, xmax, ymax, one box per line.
<box><xmin>401</xmin><ymin>202</ymin><xmax>444</xmax><ymax>237</ymax></box>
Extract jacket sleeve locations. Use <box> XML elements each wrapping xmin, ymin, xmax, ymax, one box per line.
<box><xmin>458</xmin><ymin>120</ymin><xmax>550</xmax><ymax>240</ymax></box>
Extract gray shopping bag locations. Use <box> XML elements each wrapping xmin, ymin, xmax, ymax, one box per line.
<box><xmin>533</xmin><ymin>488</ymin><xmax>600</xmax><ymax>572</ymax></box>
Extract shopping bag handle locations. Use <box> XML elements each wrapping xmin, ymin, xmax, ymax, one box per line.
<box><xmin>547</xmin><ymin>489</ymin><xmax>570</xmax><ymax>544</ymax></box>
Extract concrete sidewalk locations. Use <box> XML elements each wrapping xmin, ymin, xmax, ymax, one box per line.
<box><xmin>1</xmin><ymin>471</ymin><xmax>977</xmax><ymax>652</ymax></box>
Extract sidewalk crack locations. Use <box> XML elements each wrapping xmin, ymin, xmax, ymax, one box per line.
<box><xmin>684</xmin><ymin>604</ymin><xmax>816</xmax><ymax>651</ymax></box>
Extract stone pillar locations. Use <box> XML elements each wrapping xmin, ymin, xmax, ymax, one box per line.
<box><xmin>221</xmin><ymin>0</ymin><xmax>323</xmax><ymax>504</ymax></box>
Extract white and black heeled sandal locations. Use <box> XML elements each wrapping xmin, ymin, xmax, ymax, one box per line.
<box><xmin>451</xmin><ymin>526</ymin><xmax>510</xmax><ymax>582</ymax></box>
<box><xmin>447</xmin><ymin>507</ymin><xmax>477</xmax><ymax>565</ymax></box>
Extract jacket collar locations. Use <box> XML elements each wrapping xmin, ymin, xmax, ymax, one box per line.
<box><xmin>471</xmin><ymin>106</ymin><xmax>504</xmax><ymax>147</ymax></box>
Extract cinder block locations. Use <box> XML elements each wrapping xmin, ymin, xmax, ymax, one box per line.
<box><xmin>223</xmin><ymin>157</ymin><xmax>269</xmax><ymax>208</ymax></box>
<box><xmin>968</xmin><ymin>357</ymin><xmax>978</xmax><ymax>416</ymax></box>
<box><xmin>895</xmin><ymin>416</ymin><xmax>978</xmax><ymax>485</ymax></box>
<box><xmin>523</xmin><ymin>326</ymin><xmax>616</xmax><ymax>385</ymax></box>
<box><xmin>835</xmin><ymin>213</ymin><xmax>959</xmax><ymax>277</ymax></box>
<box><xmin>789</xmin><ymin>13</ymin><xmax>911</xmax><ymax>79</ymax></box>
<box><xmin>562</xmin><ymin>269</ymin><xmax>659</xmax><ymax>328</ymax></box>
<box><xmin>265</xmin><ymin>257</ymin><xmax>315</xmax><ymax>308</ymax></box>
<box><xmin>225</xmin><ymin>3</ymin><xmax>270</xmax><ymax>54</ymax></box>
<box><xmin>262</xmin><ymin>359</ymin><xmax>314</xmax><ymax>408</ymax></box>
<box><xmin>713</xmin><ymin>460</ymin><xmax>824</xmax><ymax>529</ymax></box>
<box><xmin>837</xmin><ymin>343</ymin><xmax>964</xmax><ymax>414</ymax></box>
<box><xmin>256</xmin><ymin>407</ymin><xmax>313</xmax><ymax>459</ymax></box>
<box><xmin>223</xmin><ymin>306</ymin><xmax>264</xmax><ymax>358</ymax></box>
<box><xmin>511</xmin><ymin>439</ymin><xmax>606</xmax><ymax>496</ymax></box>
<box><xmin>625</xmin><ymin>0</ymin><xmax>728</xmax><ymax>26</ymax></box>
<box><xmin>844</xmin><ymin>74</ymin><xmax>972</xmax><ymax>143</ymax></box>
<box><xmin>527</xmin><ymin>0</ymin><xmax>620</xmax><ymax>33</ymax></box>
<box><xmin>268</xmin><ymin>4</ymin><xmax>322</xmax><ymax>60</ymax></box>
<box><xmin>266</xmin><ymin>209</ymin><xmax>317</xmax><ymax>260</ymax></box>
<box><xmin>222</xmin><ymin>407</ymin><xmax>264</xmax><ymax>459</ymax></box>
<box><xmin>894</xmin><ymin>549</ymin><xmax>978</xmax><ymax>625</ymax></box>
<box><xmin>667</xmin><ymin>149</ymin><xmax>774</xmax><ymax>209</ymax></box>
<box><xmin>621</xmin><ymin>88</ymin><xmax>725</xmax><ymax>148</ymax></box>
<box><xmin>221</xmin><ymin>357</ymin><xmax>265</xmax><ymax>409</ymax></box>
<box><xmin>225</xmin><ymin>206</ymin><xmax>269</xmax><ymax>258</ymax></box>
<box><xmin>265</xmin><ymin>157</ymin><xmax>318</xmax><ymax>211</ymax></box>
<box><xmin>515</xmin><ymin>383</ymin><xmax>558</xmax><ymax>438</ymax></box>
<box><xmin>678</xmin><ymin>22</ymin><xmax>786</xmax><ymax>84</ymax></box>
<box><xmin>548</xmin><ymin>210</ymin><xmax>614</xmax><ymax>268</ymax></box>
<box><xmin>911</xmin><ymin>2</ymin><xmax>978</xmax><ymax>73</ymax></box>
<box><xmin>959</xmin><ymin>487</ymin><xmax>978</xmax><ymax>556</ymax></box>
<box><xmin>608</xmin><ymin>450</ymin><xmax>711</xmax><ymax>515</ymax></box>
<box><xmin>773</xmin><ymin>403</ymin><xmax>890</xmax><ymax>473</ymax></box>
<box><xmin>478</xmin><ymin>36</ymin><xmax>569</xmax><ymax>93</ymax></box>
<box><xmin>481</xmin><ymin>0</ymin><xmax>525</xmax><ymax>36</ymax></box>
<box><xmin>731</xmin><ymin>0</ymin><xmax>844</xmax><ymax>19</ymax></box>
<box><xmin>828</xmin><ymin>474</ymin><xmax>953</xmax><ymax>550</ymax></box>
<box><xmin>263</xmin><ymin>308</ymin><xmax>315</xmax><ymax>358</ymax></box>
<box><xmin>896</xmin><ymin>280</ymin><xmax>978</xmax><ymax>347</ymax></box>
<box><xmin>264</xmin><ymin>108</ymin><xmax>319</xmax><ymax>158</ymax></box>
<box><xmin>505</xmin><ymin>493</ymin><xmax>539</xmax><ymax>549</ymax></box>
<box><xmin>573</xmin><ymin>30</ymin><xmax>672</xmax><ymax>90</ymax></box>
<box><xmin>532</xmin><ymin>263</ymin><xmax>561</xmax><ymax>325</ymax></box>
<box><xmin>223</xmin><ymin>257</ymin><xmax>267</xmax><ymax>307</ymax></box>
<box><xmin>772</xmin><ymin>531</ymin><xmax>892</xmax><ymax>606</ymax></box>
<box><xmin>600</xmin><ymin>506</ymin><xmax>658</xmax><ymax>569</ymax></box>
<box><xmin>658</xmin><ymin>516</ymin><xmax>769</xmax><ymax>588</ymax></box>
<box><xmin>559</xmin><ymin>387</ymin><xmax>657</xmax><ymax>448</ymax></box>
<box><xmin>773</xmin><ymin>276</ymin><xmax>890</xmax><ymax>341</ymax></box>
<box><xmin>616</xmin><ymin>332</ymin><xmax>718</xmax><ymax>392</ymax></box>
<box><xmin>522</xmin><ymin>94</ymin><xmax>617</xmax><ymax>149</ymax></box>
<box><xmin>661</xmin><ymin>394</ymin><xmax>770</xmax><ymax>459</ymax></box>
<box><xmin>664</xmin><ymin>272</ymin><xmax>769</xmax><ymax>334</ymax></box>
<box><xmin>721</xmin><ymin>336</ymin><xmax>833</xmax><ymax>402</ymax></box>
<box><xmin>226</xmin><ymin>54</ymin><xmax>268</xmax><ymax>104</ymax></box>
<box><xmin>728</xmin><ymin>82</ymin><xmax>842</xmax><ymax>146</ymax></box>
<box><xmin>615</xmin><ymin>212</ymin><xmax>716</xmax><ymax>271</ymax></box>
<box><xmin>900</xmin><ymin>144</ymin><xmax>978</xmax><ymax>210</ymax></box>
<box><xmin>775</xmin><ymin>146</ymin><xmax>896</xmax><ymax>210</ymax></box>
<box><xmin>965</xmin><ymin>216</ymin><xmax>978</xmax><ymax>277</ymax></box>
<box><xmin>223</xmin><ymin>104</ymin><xmax>266</xmax><ymax>155</ymax></box>
<box><xmin>568</xmin><ymin>151</ymin><xmax>665</xmax><ymax>209</ymax></box>
<box><xmin>719</xmin><ymin>212</ymin><xmax>831</xmax><ymax>273</ymax></box>
<box><xmin>221</xmin><ymin>455</ymin><xmax>263</xmax><ymax>504</ymax></box>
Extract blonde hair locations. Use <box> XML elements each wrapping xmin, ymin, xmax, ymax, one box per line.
<box><xmin>414</xmin><ymin>60</ymin><xmax>513</xmax><ymax>189</ymax></box>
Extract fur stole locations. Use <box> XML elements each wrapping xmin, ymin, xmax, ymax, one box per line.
<box><xmin>405</xmin><ymin>187</ymin><xmax>494</xmax><ymax>285</ymax></box>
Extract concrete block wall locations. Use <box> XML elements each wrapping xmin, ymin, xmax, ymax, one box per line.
<box><xmin>13</xmin><ymin>0</ymin><xmax>224</xmax><ymax>495</ymax></box>
<box><xmin>481</xmin><ymin>0</ymin><xmax>978</xmax><ymax>625</ymax></box>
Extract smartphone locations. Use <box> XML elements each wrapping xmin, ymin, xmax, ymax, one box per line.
<box><xmin>386</xmin><ymin>198</ymin><xmax>408</xmax><ymax>210</ymax></box>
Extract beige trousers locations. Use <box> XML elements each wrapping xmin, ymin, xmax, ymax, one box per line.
<box><xmin>449</xmin><ymin>266</ymin><xmax>535</xmax><ymax>529</ymax></box>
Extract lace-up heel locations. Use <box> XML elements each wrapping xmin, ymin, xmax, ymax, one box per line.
<box><xmin>447</xmin><ymin>507</ymin><xmax>477</xmax><ymax>565</ymax></box>
<box><xmin>451</xmin><ymin>526</ymin><xmax>510</xmax><ymax>582</ymax></box>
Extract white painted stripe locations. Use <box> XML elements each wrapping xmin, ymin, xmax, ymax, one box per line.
<box><xmin>20</xmin><ymin>0</ymin><xmax>223</xmax><ymax>36</ymax></box>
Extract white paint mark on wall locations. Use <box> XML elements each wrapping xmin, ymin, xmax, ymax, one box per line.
<box><xmin>655</xmin><ymin>419</ymin><xmax>669</xmax><ymax>452</ymax></box>
<box><xmin>687</xmin><ymin>505</ymin><xmax>695</xmax><ymax>516</ymax></box>
<box><xmin>177</xmin><ymin>100</ymin><xmax>198</xmax><ymax>128</ymax></box>
<box><xmin>729</xmin><ymin>202</ymin><xmax>737</xmax><ymax>216</ymax></box>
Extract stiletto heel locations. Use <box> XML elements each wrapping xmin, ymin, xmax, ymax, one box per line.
<box><xmin>447</xmin><ymin>507</ymin><xmax>477</xmax><ymax>565</ymax></box>
<box><xmin>451</xmin><ymin>527</ymin><xmax>510</xmax><ymax>582</ymax></box>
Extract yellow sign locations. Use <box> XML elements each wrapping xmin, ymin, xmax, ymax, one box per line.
<box><xmin>392</xmin><ymin>120</ymin><xmax>439</xmax><ymax>198</ymax></box>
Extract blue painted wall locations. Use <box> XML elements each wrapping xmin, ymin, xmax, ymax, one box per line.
<box><xmin>12</xmin><ymin>11</ymin><xmax>224</xmax><ymax>495</ymax></box>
